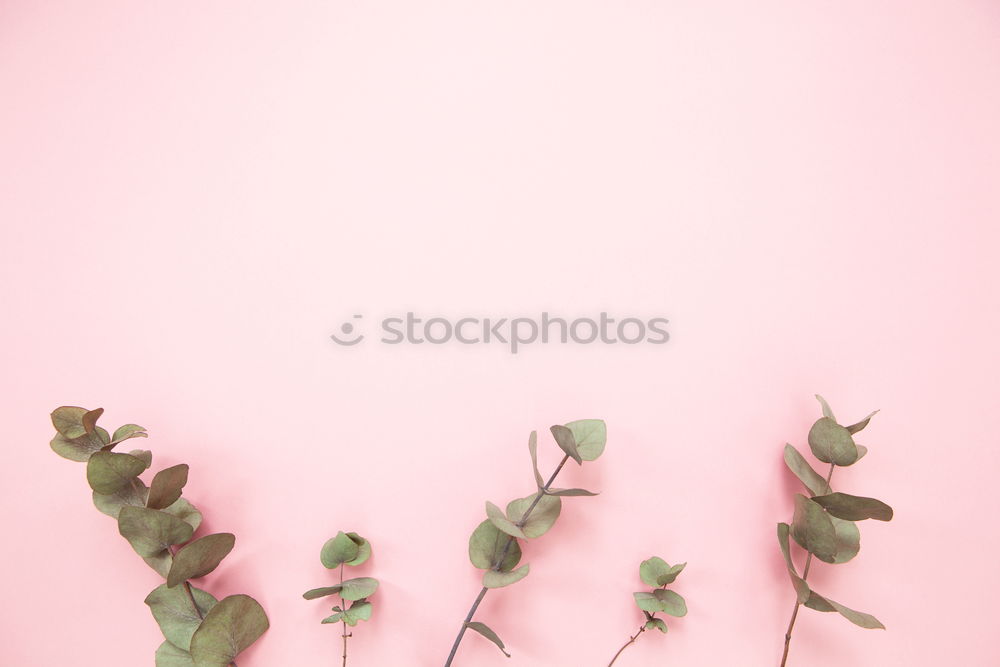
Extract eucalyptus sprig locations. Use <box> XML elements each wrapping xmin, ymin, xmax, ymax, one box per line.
<box><xmin>303</xmin><ymin>531</ymin><xmax>379</xmax><ymax>666</ymax></box>
<box><xmin>607</xmin><ymin>557</ymin><xmax>688</xmax><ymax>666</ymax></box>
<box><xmin>49</xmin><ymin>406</ymin><xmax>269</xmax><ymax>667</ymax></box>
<box><xmin>443</xmin><ymin>419</ymin><xmax>607</xmax><ymax>666</ymax></box>
<box><xmin>777</xmin><ymin>396</ymin><xmax>894</xmax><ymax>666</ymax></box>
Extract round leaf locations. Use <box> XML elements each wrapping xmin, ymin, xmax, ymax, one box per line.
<box><xmin>145</xmin><ymin>583</ymin><xmax>218</xmax><ymax>651</ymax></box>
<box><xmin>118</xmin><ymin>506</ymin><xmax>194</xmax><ymax>558</ymax></box>
<box><xmin>506</xmin><ymin>494</ymin><xmax>561</xmax><ymax>539</ymax></box>
<box><xmin>189</xmin><ymin>594</ymin><xmax>269</xmax><ymax>666</ymax></box>
<box><xmin>340</xmin><ymin>577</ymin><xmax>379</xmax><ymax>601</ymax></box>
<box><xmin>654</xmin><ymin>589</ymin><xmax>687</xmax><ymax>617</ymax></box>
<box><xmin>147</xmin><ymin>464</ymin><xmax>190</xmax><ymax>510</ymax></box>
<box><xmin>155</xmin><ymin>641</ymin><xmax>195</xmax><ymax>667</ymax></box>
<box><xmin>468</xmin><ymin>520</ymin><xmax>521</xmax><ymax>572</ymax></box>
<box><xmin>93</xmin><ymin>478</ymin><xmax>149</xmax><ymax>520</ymax></box>
<box><xmin>486</xmin><ymin>501</ymin><xmax>526</xmax><ymax>539</ymax></box>
<box><xmin>565</xmin><ymin>419</ymin><xmax>607</xmax><ymax>461</ymax></box>
<box><xmin>549</xmin><ymin>424</ymin><xmax>582</xmax><ymax>464</ymax></box>
<box><xmin>831</xmin><ymin>517</ymin><xmax>861</xmax><ymax>564</ymax></box>
<box><xmin>167</xmin><ymin>533</ymin><xmax>236</xmax><ymax>588</ymax></box>
<box><xmin>345</xmin><ymin>532</ymin><xmax>372</xmax><ymax>566</ymax></box>
<box><xmin>86</xmin><ymin>451</ymin><xmax>147</xmax><ymax>495</ymax></box>
<box><xmin>808</xmin><ymin>417</ymin><xmax>858</xmax><ymax>466</ymax></box>
<box><xmin>790</xmin><ymin>494</ymin><xmax>838</xmax><ymax>563</ymax></box>
<box><xmin>321</xmin><ymin>532</ymin><xmax>360</xmax><ymax>569</ymax></box>
<box><xmin>483</xmin><ymin>563</ymin><xmax>530</xmax><ymax>589</ymax></box>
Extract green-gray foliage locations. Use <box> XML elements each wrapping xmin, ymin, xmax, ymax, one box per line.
<box><xmin>48</xmin><ymin>406</ymin><xmax>268</xmax><ymax>666</ymax></box>
<box><xmin>445</xmin><ymin>420</ymin><xmax>607</xmax><ymax>665</ymax></box>
<box><xmin>609</xmin><ymin>556</ymin><xmax>688</xmax><ymax>665</ymax></box>
<box><xmin>778</xmin><ymin>396</ymin><xmax>893</xmax><ymax>666</ymax></box>
<box><xmin>304</xmin><ymin>531</ymin><xmax>379</xmax><ymax>663</ymax></box>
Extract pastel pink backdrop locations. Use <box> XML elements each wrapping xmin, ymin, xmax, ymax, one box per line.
<box><xmin>2</xmin><ymin>2</ymin><xmax>998</xmax><ymax>665</ymax></box>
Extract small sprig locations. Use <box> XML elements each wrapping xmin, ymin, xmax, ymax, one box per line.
<box><xmin>607</xmin><ymin>557</ymin><xmax>688</xmax><ymax>666</ymax></box>
<box><xmin>303</xmin><ymin>532</ymin><xmax>379</xmax><ymax>666</ymax></box>
<box><xmin>777</xmin><ymin>396</ymin><xmax>894</xmax><ymax>666</ymax></box>
<box><xmin>49</xmin><ymin>406</ymin><xmax>269</xmax><ymax>667</ymax></box>
<box><xmin>443</xmin><ymin>419</ymin><xmax>607</xmax><ymax>666</ymax></box>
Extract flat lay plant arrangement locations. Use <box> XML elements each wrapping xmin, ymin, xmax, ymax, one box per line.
<box><xmin>49</xmin><ymin>406</ymin><xmax>269</xmax><ymax>667</ymax></box>
<box><xmin>777</xmin><ymin>396</ymin><xmax>894</xmax><ymax>666</ymax></box>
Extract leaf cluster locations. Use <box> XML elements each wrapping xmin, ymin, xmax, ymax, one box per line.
<box><xmin>778</xmin><ymin>396</ymin><xmax>893</xmax><ymax>630</ymax></box>
<box><xmin>303</xmin><ymin>531</ymin><xmax>379</xmax><ymax>627</ymax></box>
<box><xmin>632</xmin><ymin>557</ymin><xmax>687</xmax><ymax>634</ymax></box>
<box><xmin>50</xmin><ymin>406</ymin><xmax>269</xmax><ymax>666</ymax></box>
<box><xmin>462</xmin><ymin>419</ymin><xmax>606</xmax><ymax>658</ymax></box>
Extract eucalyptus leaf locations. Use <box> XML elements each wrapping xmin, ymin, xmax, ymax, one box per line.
<box><xmin>653</xmin><ymin>589</ymin><xmax>687</xmax><ymax>617</ymax></box>
<box><xmin>804</xmin><ymin>591</ymin><xmax>885</xmax><ymax>629</ymax></box>
<box><xmin>811</xmin><ymin>492</ymin><xmax>893</xmax><ymax>522</ymax></box>
<box><xmin>147</xmin><ymin>464</ymin><xmax>190</xmax><ymax>510</ymax></box>
<box><xmin>815</xmin><ymin>395</ymin><xmax>836</xmax><ymax>421</ymax></box>
<box><xmin>342</xmin><ymin>600</ymin><xmax>373</xmax><ymax>626</ymax></box>
<box><xmin>783</xmin><ymin>444</ymin><xmax>831</xmax><ymax>496</ymax></box>
<box><xmin>129</xmin><ymin>449</ymin><xmax>153</xmax><ymax>470</ymax></box>
<box><xmin>808</xmin><ymin>418</ymin><xmax>859</xmax><ymax>466</ymax></box>
<box><xmin>340</xmin><ymin>577</ymin><xmax>379</xmax><ymax>601</ymax></box>
<box><xmin>50</xmin><ymin>431</ymin><xmax>105</xmax><ymax>462</ymax></box>
<box><xmin>544</xmin><ymin>487</ymin><xmax>598</xmax><ymax>497</ymax></box>
<box><xmin>633</xmin><ymin>592</ymin><xmax>662</xmax><ymax>613</ymax></box>
<box><xmin>321</xmin><ymin>532</ymin><xmax>360</xmax><ymax>569</ymax></box>
<box><xmin>82</xmin><ymin>408</ymin><xmax>104</xmax><ymax>434</ymax></box>
<box><xmin>549</xmin><ymin>424</ymin><xmax>582</xmax><ymax>464</ymax></box>
<box><xmin>112</xmin><ymin>423</ymin><xmax>149</xmax><ymax>445</ymax></box>
<box><xmin>144</xmin><ymin>550</ymin><xmax>174</xmax><ymax>578</ymax></box>
<box><xmin>167</xmin><ymin>533</ymin><xmax>236</xmax><ymax>588</ymax></box>
<box><xmin>163</xmin><ymin>497</ymin><xmax>203</xmax><ymax>532</ymax></box>
<box><xmin>855</xmin><ymin>444</ymin><xmax>869</xmax><ymax>461</ymax></box>
<box><xmin>345</xmin><ymin>532</ymin><xmax>372</xmax><ymax>566</ymax></box>
<box><xmin>155</xmin><ymin>641</ymin><xmax>195</xmax><ymax>667</ymax></box>
<box><xmin>846</xmin><ymin>410</ymin><xmax>879</xmax><ymax>435</ymax></box>
<box><xmin>528</xmin><ymin>430</ymin><xmax>544</xmax><ymax>488</ymax></box>
<box><xmin>87</xmin><ymin>451</ymin><xmax>147</xmax><ymax>495</ymax></box>
<box><xmin>790</xmin><ymin>494</ymin><xmax>838</xmax><ymax>563</ymax></box>
<box><xmin>639</xmin><ymin>557</ymin><xmax>686</xmax><ymax>587</ymax></box>
<box><xmin>506</xmin><ymin>494</ymin><xmax>561</xmax><ymax>539</ymax></box>
<box><xmin>565</xmin><ymin>419</ymin><xmax>607</xmax><ymax>461</ymax></box>
<box><xmin>831</xmin><ymin>517</ymin><xmax>861</xmax><ymax>564</ymax></box>
<box><xmin>303</xmin><ymin>586</ymin><xmax>343</xmax><ymax>600</ymax></box>
<box><xmin>486</xmin><ymin>501</ymin><xmax>526</xmax><ymax>539</ymax></box>
<box><xmin>483</xmin><ymin>564</ymin><xmax>530</xmax><ymax>588</ymax></box>
<box><xmin>776</xmin><ymin>523</ymin><xmax>810</xmax><ymax>603</ymax></box>
<box><xmin>93</xmin><ymin>478</ymin><xmax>149</xmax><ymax>519</ymax></box>
<box><xmin>189</xmin><ymin>594</ymin><xmax>269</xmax><ymax>667</ymax></box>
<box><xmin>644</xmin><ymin>618</ymin><xmax>668</xmax><ymax>633</ymax></box>
<box><xmin>51</xmin><ymin>406</ymin><xmax>89</xmax><ymax>440</ymax></box>
<box><xmin>118</xmin><ymin>506</ymin><xmax>194</xmax><ymax>558</ymax></box>
<box><xmin>145</xmin><ymin>583</ymin><xmax>218</xmax><ymax>651</ymax></box>
<box><xmin>320</xmin><ymin>612</ymin><xmax>344</xmax><ymax>624</ymax></box>
<box><xmin>464</xmin><ymin>621</ymin><xmax>511</xmax><ymax>658</ymax></box>
<box><xmin>468</xmin><ymin>520</ymin><xmax>521</xmax><ymax>572</ymax></box>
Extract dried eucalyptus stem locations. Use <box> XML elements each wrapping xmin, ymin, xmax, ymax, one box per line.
<box><xmin>302</xmin><ymin>531</ymin><xmax>378</xmax><ymax>666</ymax></box>
<box><xmin>49</xmin><ymin>406</ymin><xmax>269</xmax><ymax>666</ymax></box>
<box><xmin>777</xmin><ymin>396</ymin><xmax>894</xmax><ymax>666</ymax></box>
<box><xmin>444</xmin><ymin>419</ymin><xmax>607</xmax><ymax>666</ymax></box>
<box><xmin>607</xmin><ymin>557</ymin><xmax>687</xmax><ymax>666</ymax></box>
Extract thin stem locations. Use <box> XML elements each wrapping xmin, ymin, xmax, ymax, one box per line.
<box><xmin>340</xmin><ymin>563</ymin><xmax>349</xmax><ymax>667</ymax></box>
<box><xmin>443</xmin><ymin>454</ymin><xmax>572</xmax><ymax>667</ymax></box>
<box><xmin>779</xmin><ymin>463</ymin><xmax>836</xmax><ymax>667</ymax></box>
<box><xmin>607</xmin><ymin>624</ymin><xmax>647</xmax><ymax>666</ymax></box>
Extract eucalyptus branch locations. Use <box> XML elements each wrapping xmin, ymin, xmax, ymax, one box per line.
<box><xmin>607</xmin><ymin>556</ymin><xmax>687</xmax><ymax>666</ymax></box>
<box><xmin>444</xmin><ymin>420</ymin><xmax>608</xmax><ymax>666</ymax></box>
<box><xmin>302</xmin><ymin>531</ymin><xmax>378</xmax><ymax>666</ymax></box>
<box><xmin>776</xmin><ymin>396</ymin><xmax>894</xmax><ymax>666</ymax></box>
<box><xmin>48</xmin><ymin>406</ymin><xmax>269</xmax><ymax>666</ymax></box>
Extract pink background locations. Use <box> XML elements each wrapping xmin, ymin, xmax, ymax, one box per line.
<box><xmin>2</xmin><ymin>2</ymin><xmax>999</xmax><ymax>665</ymax></box>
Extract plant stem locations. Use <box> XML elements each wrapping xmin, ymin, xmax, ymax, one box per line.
<box><xmin>779</xmin><ymin>462</ymin><xmax>835</xmax><ymax>667</ymax></box>
<box><xmin>607</xmin><ymin>623</ymin><xmax>647</xmax><ymax>666</ymax></box>
<box><xmin>443</xmin><ymin>454</ymin><xmax>571</xmax><ymax>667</ymax></box>
<box><xmin>340</xmin><ymin>563</ymin><xmax>349</xmax><ymax>667</ymax></box>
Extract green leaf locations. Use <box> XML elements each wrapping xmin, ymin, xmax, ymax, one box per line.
<box><xmin>87</xmin><ymin>451</ymin><xmax>147</xmax><ymax>495</ymax></box>
<box><xmin>831</xmin><ymin>517</ymin><xmax>861</xmax><ymax>564</ymax></box>
<box><xmin>855</xmin><ymin>444</ymin><xmax>869</xmax><ymax>461</ymax></box>
<box><xmin>144</xmin><ymin>551</ymin><xmax>175</xmax><ymax>578</ymax></box>
<box><xmin>776</xmin><ymin>523</ymin><xmax>810</xmax><ymax>603</ymax></box>
<box><xmin>483</xmin><ymin>564</ymin><xmax>530</xmax><ymax>588</ymax></box>
<box><xmin>653</xmin><ymin>589</ymin><xmax>687</xmax><ymax>617</ymax></box>
<box><xmin>94</xmin><ymin>478</ymin><xmax>149</xmax><ymax>519</ymax></box>
<box><xmin>633</xmin><ymin>592</ymin><xmax>662</xmax><ymax>613</ymax></box>
<box><xmin>804</xmin><ymin>591</ymin><xmax>885</xmax><ymax>629</ymax></box>
<box><xmin>345</xmin><ymin>532</ymin><xmax>372</xmax><ymax>566</ymax></box>
<box><xmin>155</xmin><ymin>641</ymin><xmax>195</xmax><ymax>667</ymax></box>
<box><xmin>189</xmin><ymin>594</ymin><xmax>269</xmax><ymax>666</ymax></box>
<box><xmin>815</xmin><ymin>395</ymin><xmax>836</xmax><ymax>421</ymax></box>
<box><xmin>81</xmin><ymin>408</ymin><xmax>104</xmax><ymax>434</ymax></box>
<box><xmin>808</xmin><ymin>418</ymin><xmax>859</xmax><ymax>466</ymax></box>
<box><xmin>486</xmin><ymin>501</ymin><xmax>526</xmax><ymax>539</ymax></box>
<box><xmin>783</xmin><ymin>444</ymin><xmax>831</xmax><ymax>496</ymax></box>
<box><xmin>846</xmin><ymin>410</ymin><xmax>879</xmax><ymax>435</ymax></box>
<box><xmin>51</xmin><ymin>406</ymin><xmax>89</xmax><ymax>440</ymax></box>
<box><xmin>167</xmin><ymin>533</ymin><xmax>236</xmax><ymax>587</ymax></box>
<box><xmin>163</xmin><ymin>497</ymin><xmax>203</xmax><ymax>532</ymax></box>
<box><xmin>464</xmin><ymin>621</ymin><xmax>511</xmax><ymax>658</ymax></box>
<box><xmin>565</xmin><ymin>419</ymin><xmax>607</xmax><ymax>461</ymax></box>
<box><xmin>506</xmin><ymin>494</ymin><xmax>561</xmax><ymax>539</ymax></box>
<box><xmin>811</xmin><ymin>492</ymin><xmax>893</xmax><ymax>522</ymax></box>
<box><xmin>790</xmin><ymin>494</ymin><xmax>838</xmax><ymax>563</ymax></box>
<box><xmin>129</xmin><ymin>449</ymin><xmax>153</xmax><ymax>470</ymax></box>
<box><xmin>549</xmin><ymin>425</ymin><xmax>582</xmax><ymax>464</ymax></box>
<box><xmin>468</xmin><ymin>520</ymin><xmax>521</xmax><ymax>572</ymax></box>
<box><xmin>544</xmin><ymin>487</ymin><xmax>598</xmax><ymax>497</ymax></box>
<box><xmin>320</xmin><ymin>612</ymin><xmax>344</xmax><ymax>624</ymax></box>
<box><xmin>145</xmin><ymin>583</ymin><xmax>218</xmax><ymax>651</ymax></box>
<box><xmin>340</xmin><ymin>577</ymin><xmax>379</xmax><ymax>601</ymax></box>
<box><xmin>303</xmin><ymin>586</ymin><xmax>343</xmax><ymax>600</ymax></box>
<box><xmin>147</xmin><ymin>464</ymin><xmax>190</xmax><ymax>510</ymax></box>
<box><xmin>528</xmin><ymin>430</ymin><xmax>544</xmax><ymax>488</ymax></box>
<box><xmin>644</xmin><ymin>618</ymin><xmax>668</xmax><ymax>633</ymax></box>
<box><xmin>111</xmin><ymin>423</ymin><xmax>148</xmax><ymax>445</ymax></box>
<box><xmin>321</xmin><ymin>532</ymin><xmax>360</xmax><ymax>569</ymax></box>
<box><xmin>118</xmin><ymin>506</ymin><xmax>194</xmax><ymax>558</ymax></box>
<box><xmin>342</xmin><ymin>600</ymin><xmax>373</xmax><ymax>626</ymax></box>
<box><xmin>639</xmin><ymin>557</ymin><xmax>685</xmax><ymax>587</ymax></box>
